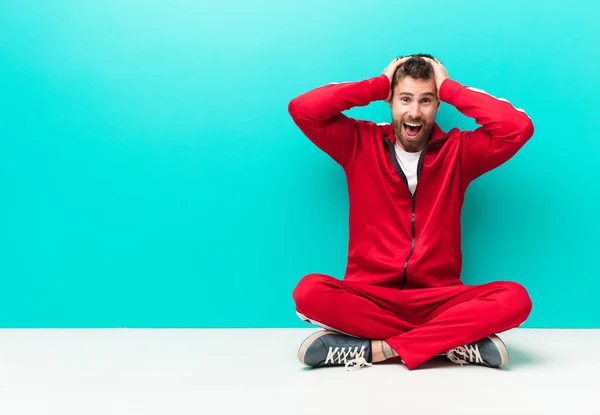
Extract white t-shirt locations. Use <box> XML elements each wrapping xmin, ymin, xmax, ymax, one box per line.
<box><xmin>394</xmin><ymin>141</ymin><xmax>422</xmax><ymax>195</ymax></box>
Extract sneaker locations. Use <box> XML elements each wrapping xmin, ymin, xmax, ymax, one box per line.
<box><xmin>446</xmin><ymin>334</ymin><xmax>509</xmax><ymax>368</ymax></box>
<box><xmin>298</xmin><ymin>330</ymin><xmax>373</xmax><ymax>371</ymax></box>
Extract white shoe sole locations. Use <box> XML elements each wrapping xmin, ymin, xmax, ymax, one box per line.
<box><xmin>488</xmin><ymin>334</ymin><xmax>509</xmax><ymax>367</ymax></box>
<box><xmin>297</xmin><ymin>330</ymin><xmax>332</xmax><ymax>365</ymax></box>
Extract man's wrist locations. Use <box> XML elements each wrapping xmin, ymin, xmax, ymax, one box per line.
<box><xmin>437</xmin><ymin>77</ymin><xmax>452</xmax><ymax>102</ymax></box>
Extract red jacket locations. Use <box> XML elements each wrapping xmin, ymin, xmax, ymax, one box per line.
<box><xmin>288</xmin><ymin>74</ymin><xmax>534</xmax><ymax>289</ymax></box>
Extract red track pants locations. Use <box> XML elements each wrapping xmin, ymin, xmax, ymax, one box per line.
<box><xmin>293</xmin><ymin>274</ymin><xmax>532</xmax><ymax>370</ymax></box>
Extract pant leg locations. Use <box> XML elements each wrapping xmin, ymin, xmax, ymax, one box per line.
<box><xmin>292</xmin><ymin>273</ymin><xmax>417</xmax><ymax>339</ymax></box>
<box><xmin>386</xmin><ymin>281</ymin><xmax>533</xmax><ymax>370</ymax></box>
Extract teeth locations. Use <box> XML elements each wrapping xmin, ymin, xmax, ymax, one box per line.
<box><xmin>404</xmin><ymin>122</ymin><xmax>422</xmax><ymax>127</ymax></box>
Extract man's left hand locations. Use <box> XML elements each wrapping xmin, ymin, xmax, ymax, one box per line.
<box><xmin>424</xmin><ymin>57</ymin><xmax>449</xmax><ymax>95</ymax></box>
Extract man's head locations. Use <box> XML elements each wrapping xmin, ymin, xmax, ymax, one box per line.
<box><xmin>389</xmin><ymin>54</ymin><xmax>440</xmax><ymax>152</ymax></box>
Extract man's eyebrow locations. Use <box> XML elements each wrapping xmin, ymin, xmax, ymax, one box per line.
<box><xmin>399</xmin><ymin>92</ymin><xmax>436</xmax><ymax>97</ymax></box>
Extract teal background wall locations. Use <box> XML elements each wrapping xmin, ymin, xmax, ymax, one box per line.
<box><xmin>0</xmin><ymin>0</ymin><xmax>598</xmax><ymax>328</ymax></box>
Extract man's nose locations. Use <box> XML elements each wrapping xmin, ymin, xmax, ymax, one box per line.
<box><xmin>408</xmin><ymin>103</ymin><xmax>421</xmax><ymax>119</ymax></box>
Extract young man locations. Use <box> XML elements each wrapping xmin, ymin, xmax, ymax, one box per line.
<box><xmin>288</xmin><ymin>54</ymin><xmax>534</xmax><ymax>371</ymax></box>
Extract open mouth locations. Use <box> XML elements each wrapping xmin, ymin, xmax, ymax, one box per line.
<box><xmin>403</xmin><ymin>122</ymin><xmax>423</xmax><ymax>139</ymax></box>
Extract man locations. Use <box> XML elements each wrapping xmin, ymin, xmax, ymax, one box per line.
<box><xmin>288</xmin><ymin>54</ymin><xmax>534</xmax><ymax>371</ymax></box>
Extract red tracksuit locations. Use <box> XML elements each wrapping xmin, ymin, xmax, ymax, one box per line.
<box><xmin>288</xmin><ymin>73</ymin><xmax>534</xmax><ymax>369</ymax></box>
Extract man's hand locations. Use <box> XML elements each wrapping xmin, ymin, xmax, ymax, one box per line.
<box><xmin>423</xmin><ymin>57</ymin><xmax>449</xmax><ymax>97</ymax></box>
<box><xmin>382</xmin><ymin>56</ymin><xmax>410</xmax><ymax>102</ymax></box>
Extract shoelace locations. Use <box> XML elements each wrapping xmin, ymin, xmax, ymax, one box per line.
<box><xmin>345</xmin><ymin>356</ymin><xmax>372</xmax><ymax>371</ymax></box>
<box><xmin>325</xmin><ymin>345</ymin><xmax>371</xmax><ymax>370</ymax></box>
<box><xmin>447</xmin><ymin>343</ymin><xmax>483</xmax><ymax>366</ymax></box>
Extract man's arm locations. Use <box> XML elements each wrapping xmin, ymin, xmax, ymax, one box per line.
<box><xmin>427</xmin><ymin>58</ymin><xmax>534</xmax><ymax>183</ymax></box>
<box><xmin>288</xmin><ymin>57</ymin><xmax>409</xmax><ymax>168</ymax></box>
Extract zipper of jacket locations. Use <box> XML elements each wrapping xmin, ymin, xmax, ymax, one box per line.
<box><xmin>385</xmin><ymin>137</ymin><xmax>441</xmax><ymax>289</ymax></box>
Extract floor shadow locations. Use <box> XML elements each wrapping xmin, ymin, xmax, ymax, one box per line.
<box><xmin>501</xmin><ymin>344</ymin><xmax>542</xmax><ymax>370</ymax></box>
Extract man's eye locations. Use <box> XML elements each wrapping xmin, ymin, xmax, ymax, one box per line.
<box><xmin>422</xmin><ymin>99</ymin><xmax>431</xmax><ymax>104</ymax></box>
<box><xmin>401</xmin><ymin>97</ymin><xmax>410</xmax><ymax>103</ymax></box>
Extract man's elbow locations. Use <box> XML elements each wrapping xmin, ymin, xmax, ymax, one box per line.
<box><xmin>288</xmin><ymin>97</ymin><xmax>299</xmax><ymax>118</ymax></box>
<box><xmin>515</xmin><ymin>112</ymin><xmax>534</xmax><ymax>143</ymax></box>
<box><xmin>522</xmin><ymin>114</ymin><xmax>534</xmax><ymax>139</ymax></box>
<box><xmin>288</xmin><ymin>96</ymin><xmax>306</xmax><ymax>123</ymax></box>
<box><xmin>288</xmin><ymin>95</ymin><xmax>319</xmax><ymax>127</ymax></box>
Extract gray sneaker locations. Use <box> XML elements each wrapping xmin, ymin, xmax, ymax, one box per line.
<box><xmin>298</xmin><ymin>330</ymin><xmax>372</xmax><ymax>370</ymax></box>
<box><xmin>446</xmin><ymin>334</ymin><xmax>509</xmax><ymax>368</ymax></box>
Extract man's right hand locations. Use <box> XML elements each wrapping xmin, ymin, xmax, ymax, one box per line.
<box><xmin>383</xmin><ymin>56</ymin><xmax>411</xmax><ymax>102</ymax></box>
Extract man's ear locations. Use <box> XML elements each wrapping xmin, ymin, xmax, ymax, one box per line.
<box><xmin>388</xmin><ymin>100</ymin><xmax>392</xmax><ymax>109</ymax></box>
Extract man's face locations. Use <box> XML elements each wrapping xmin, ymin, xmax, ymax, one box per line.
<box><xmin>389</xmin><ymin>76</ymin><xmax>439</xmax><ymax>152</ymax></box>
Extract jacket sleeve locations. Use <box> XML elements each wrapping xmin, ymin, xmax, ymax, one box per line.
<box><xmin>439</xmin><ymin>79</ymin><xmax>534</xmax><ymax>183</ymax></box>
<box><xmin>288</xmin><ymin>74</ymin><xmax>390</xmax><ymax>168</ymax></box>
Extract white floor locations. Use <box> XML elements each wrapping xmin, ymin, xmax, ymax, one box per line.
<box><xmin>0</xmin><ymin>328</ymin><xmax>598</xmax><ymax>414</ymax></box>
